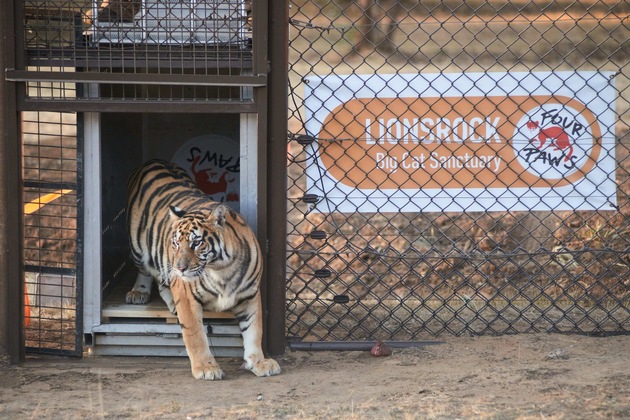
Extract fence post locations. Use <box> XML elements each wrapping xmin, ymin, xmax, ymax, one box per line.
<box><xmin>265</xmin><ymin>0</ymin><xmax>289</xmax><ymax>355</ymax></box>
<box><xmin>0</xmin><ymin>0</ymin><xmax>24</xmax><ymax>363</ymax></box>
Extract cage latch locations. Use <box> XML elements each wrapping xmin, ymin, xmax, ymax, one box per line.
<box><xmin>302</xmin><ymin>194</ymin><xmax>320</xmax><ymax>203</ymax></box>
<box><xmin>309</xmin><ymin>230</ymin><xmax>327</xmax><ymax>240</ymax></box>
<box><xmin>313</xmin><ymin>268</ymin><xmax>332</xmax><ymax>278</ymax></box>
<box><xmin>296</xmin><ymin>134</ymin><xmax>315</xmax><ymax>145</ymax></box>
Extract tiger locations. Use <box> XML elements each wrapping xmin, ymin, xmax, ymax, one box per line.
<box><xmin>125</xmin><ymin>159</ymin><xmax>281</xmax><ymax>380</ymax></box>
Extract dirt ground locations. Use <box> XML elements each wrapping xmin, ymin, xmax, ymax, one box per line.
<box><xmin>1</xmin><ymin>334</ymin><xmax>628</xmax><ymax>419</ymax></box>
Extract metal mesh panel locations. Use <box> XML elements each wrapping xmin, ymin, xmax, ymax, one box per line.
<box><xmin>13</xmin><ymin>0</ymin><xmax>262</xmax><ymax>355</ymax></box>
<box><xmin>21</xmin><ymin>0</ymin><xmax>253</xmax><ymax>102</ymax></box>
<box><xmin>287</xmin><ymin>0</ymin><xmax>630</xmax><ymax>342</ymax></box>
<box><xmin>23</xmin><ymin>111</ymin><xmax>81</xmax><ymax>355</ymax></box>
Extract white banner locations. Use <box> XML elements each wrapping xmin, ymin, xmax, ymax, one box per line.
<box><xmin>304</xmin><ymin>71</ymin><xmax>617</xmax><ymax>213</ymax></box>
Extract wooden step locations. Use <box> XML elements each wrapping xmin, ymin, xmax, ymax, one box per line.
<box><xmin>103</xmin><ymin>279</ymin><xmax>234</xmax><ymax>322</ymax></box>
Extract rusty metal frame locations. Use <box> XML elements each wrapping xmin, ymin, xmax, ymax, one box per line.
<box><xmin>264</xmin><ymin>0</ymin><xmax>289</xmax><ymax>356</ymax></box>
<box><xmin>0</xmin><ymin>0</ymin><xmax>24</xmax><ymax>362</ymax></box>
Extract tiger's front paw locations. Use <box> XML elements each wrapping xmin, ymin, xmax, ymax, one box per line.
<box><xmin>247</xmin><ymin>358</ymin><xmax>281</xmax><ymax>377</ymax></box>
<box><xmin>191</xmin><ymin>363</ymin><xmax>225</xmax><ymax>380</ymax></box>
<box><xmin>125</xmin><ymin>290</ymin><xmax>150</xmax><ymax>305</ymax></box>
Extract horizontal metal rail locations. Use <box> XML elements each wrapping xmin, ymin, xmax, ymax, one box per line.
<box><xmin>6</xmin><ymin>70</ymin><xmax>267</xmax><ymax>87</ymax></box>
<box><xmin>288</xmin><ymin>340</ymin><xmax>444</xmax><ymax>352</ymax></box>
<box><xmin>24</xmin><ymin>265</ymin><xmax>76</xmax><ymax>276</ymax></box>
<box><xmin>16</xmin><ymin>98</ymin><xmax>257</xmax><ymax>113</ymax></box>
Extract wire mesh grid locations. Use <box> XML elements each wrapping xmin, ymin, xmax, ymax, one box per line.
<box><xmin>22</xmin><ymin>0</ymin><xmax>253</xmax><ymax>102</ymax></box>
<box><xmin>22</xmin><ymin>111</ymin><xmax>81</xmax><ymax>355</ymax></box>
<box><xmin>286</xmin><ymin>0</ymin><xmax>630</xmax><ymax>342</ymax></box>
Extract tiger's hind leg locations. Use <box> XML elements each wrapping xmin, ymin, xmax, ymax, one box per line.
<box><xmin>125</xmin><ymin>270</ymin><xmax>153</xmax><ymax>304</ymax></box>
<box><xmin>234</xmin><ymin>293</ymin><xmax>281</xmax><ymax>377</ymax></box>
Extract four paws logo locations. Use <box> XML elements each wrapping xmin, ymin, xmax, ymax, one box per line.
<box><xmin>525</xmin><ymin>120</ymin><xmax>574</xmax><ymax>163</ymax></box>
<box><xmin>514</xmin><ymin>104</ymin><xmax>593</xmax><ymax>180</ymax></box>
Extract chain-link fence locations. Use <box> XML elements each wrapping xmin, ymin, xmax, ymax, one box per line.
<box><xmin>286</xmin><ymin>0</ymin><xmax>630</xmax><ymax>342</ymax></box>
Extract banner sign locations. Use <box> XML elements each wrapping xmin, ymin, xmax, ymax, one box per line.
<box><xmin>304</xmin><ymin>72</ymin><xmax>616</xmax><ymax>213</ymax></box>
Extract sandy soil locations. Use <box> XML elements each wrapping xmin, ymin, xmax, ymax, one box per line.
<box><xmin>1</xmin><ymin>333</ymin><xmax>628</xmax><ymax>419</ymax></box>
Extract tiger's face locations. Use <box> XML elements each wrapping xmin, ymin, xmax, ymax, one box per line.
<box><xmin>170</xmin><ymin>206</ymin><xmax>228</xmax><ymax>279</ymax></box>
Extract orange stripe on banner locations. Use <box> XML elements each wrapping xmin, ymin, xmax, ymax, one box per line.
<box><xmin>24</xmin><ymin>189</ymin><xmax>74</xmax><ymax>215</ymax></box>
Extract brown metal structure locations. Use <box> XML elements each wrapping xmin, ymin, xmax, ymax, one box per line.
<box><xmin>0</xmin><ymin>0</ymin><xmax>24</xmax><ymax>363</ymax></box>
<box><xmin>264</xmin><ymin>0</ymin><xmax>289</xmax><ymax>356</ymax></box>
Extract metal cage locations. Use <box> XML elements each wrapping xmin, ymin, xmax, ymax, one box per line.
<box><xmin>2</xmin><ymin>0</ymin><xmax>288</xmax><ymax>358</ymax></box>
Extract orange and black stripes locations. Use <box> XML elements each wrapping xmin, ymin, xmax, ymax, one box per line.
<box><xmin>127</xmin><ymin>159</ymin><xmax>263</xmax><ymax>314</ymax></box>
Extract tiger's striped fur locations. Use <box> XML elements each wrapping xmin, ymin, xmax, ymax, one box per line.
<box><xmin>125</xmin><ymin>160</ymin><xmax>280</xmax><ymax>380</ymax></box>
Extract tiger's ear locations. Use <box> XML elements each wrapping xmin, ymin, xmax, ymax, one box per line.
<box><xmin>169</xmin><ymin>205</ymin><xmax>187</xmax><ymax>219</ymax></box>
<box><xmin>211</xmin><ymin>204</ymin><xmax>228</xmax><ymax>227</ymax></box>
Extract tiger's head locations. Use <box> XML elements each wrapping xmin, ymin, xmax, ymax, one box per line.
<box><xmin>168</xmin><ymin>204</ymin><xmax>231</xmax><ymax>279</ymax></box>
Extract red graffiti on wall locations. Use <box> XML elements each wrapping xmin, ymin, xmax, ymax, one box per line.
<box><xmin>190</xmin><ymin>155</ymin><xmax>238</xmax><ymax>201</ymax></box>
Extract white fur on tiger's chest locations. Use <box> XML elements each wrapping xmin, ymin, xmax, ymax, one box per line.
<box><xmin>189</xmin><ymin>273</ymin><xmax>241</xmax><ymax>312</ymax></box>
<box><xmin>202</xmin><ymin>294</ymin><xmax>239</xmax><ymax>312</ymax></box>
